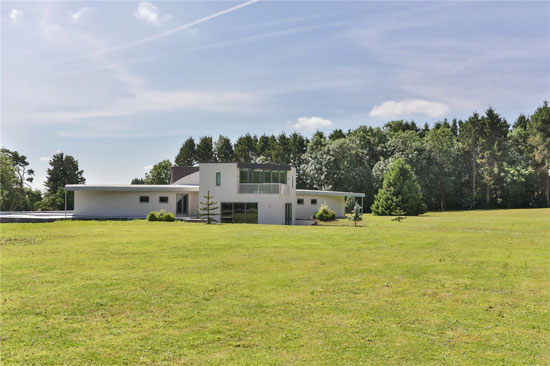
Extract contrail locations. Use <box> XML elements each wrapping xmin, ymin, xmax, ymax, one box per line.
<box><xmin>95</xmin><ymin>0</ymin><xmax>260</xmax><ymax>55</ymax></box>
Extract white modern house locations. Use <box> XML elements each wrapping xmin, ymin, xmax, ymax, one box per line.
<box><xmin>66</xmin><ymin>162</ymin><xmax>364</xmax><ymax>225</ymax></box>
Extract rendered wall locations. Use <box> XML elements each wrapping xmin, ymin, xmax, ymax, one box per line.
<box><xmin>199</xmin><ymin>163</ymin><xmax>297</xmax><ymax>225</ymax></box>
<box><xmin>74</xmin><ymin>191</ymin><xmax>199</xmax><ymax>217</ymax></box>
<box><xmin>295</xmin><ymin>194</ymin><xmax>346</xmax><ymax>219</ymax></box>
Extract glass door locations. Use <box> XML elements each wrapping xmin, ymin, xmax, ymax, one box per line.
<box><xmin>285</xmin><ymin>203</ymin><xmax>292</xmax><ymax>225</ymax></box>
<box><xmin>176</xmin><ymin>194</ymin><xmax>188</xmax><ymax>215</ymax></box>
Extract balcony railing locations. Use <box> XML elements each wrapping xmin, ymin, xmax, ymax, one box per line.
<box><xmin>239</xmin><ymin>183</ymin><xmax>288</xmax><ymax>194</ymax></box>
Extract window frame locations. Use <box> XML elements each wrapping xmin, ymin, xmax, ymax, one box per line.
<box><xmin>139</xmin><ymin>196</ymin><xmax>149</xmax><ymax>203</ymax></box>
<box><xmin>159</xmin><ymin>196</ymin><xmax>169</xmax><ymax>203</ymax></box>
<box><xmin>311</xmin><ymin>199</ymin><xmax>317</xmax><ymax>205</ymax></box>
<box><xmin>216</xmin><ymin>172</ymin><xmax>221</xmax><ymax>186</ymax></box>
<box><xmin>297</xmin><ymin>198</ymin><xmax>304</xmax><ymax>205</ymax></box>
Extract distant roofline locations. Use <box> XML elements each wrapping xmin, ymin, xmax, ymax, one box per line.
<box><xmin>65</xmin><ymin>184</ymin><xmax>199</xmax><ymax>192</ymax></box>
<box><xmin>296</xmin><ymin>189</ymin><xmax>365</xmax><ymax>198</ymax></box>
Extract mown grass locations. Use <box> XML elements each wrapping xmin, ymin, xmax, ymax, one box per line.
<box><xmin>1</xmin><ymin>209</ymin><xmax>549</xmax><ymax>365</ymax></box>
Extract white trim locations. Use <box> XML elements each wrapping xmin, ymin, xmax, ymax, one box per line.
<box><xmin>65</xmin><ymin>184</ymin><xmax>199</xmax><ymax>192</ymax></box>
<box><xmin>296</xmin><ymin>189</ymin><xmax>365</xmax><ymax>197</ymax></box>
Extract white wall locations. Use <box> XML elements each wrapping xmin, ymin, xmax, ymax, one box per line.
<box><xmin>74</xmin><ymin>190</ymin><xmax>198</xmax><ymax>217</ymax></box>
<box><xmin>199</xmin><ymin>163</ymin><xmax>296</xmax><ymax>225</ymax></box>
<box><xmin>173</xmin><ymin>171</ymin><xmax>199</xmax><ymax>185</ymax></box>
<box><xmin>295</xmin><ymin>194</ymin><xmax>346</xmax><ymax>219</ymax></box>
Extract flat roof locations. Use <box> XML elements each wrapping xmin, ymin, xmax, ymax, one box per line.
<box><xmin>65</xmin><ymin>184</ymin><xmax>199</xmax><ymax>192</ymax></box>
<box><xmin>296</xmin><ymin>189</ymin><xmax>365</xmax><ymax>198</ymax></box>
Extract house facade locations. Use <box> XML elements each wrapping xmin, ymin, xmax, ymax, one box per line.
<box><xmin>66</xmin><ymin>162</ymin><xmax>364</xmax><ymax>225</ymax></box>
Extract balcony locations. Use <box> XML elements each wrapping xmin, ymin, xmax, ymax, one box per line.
<box><xmin>238</xmin><ymin>183</ymin><xmax>289</xmax><ymax>195</ymax></box>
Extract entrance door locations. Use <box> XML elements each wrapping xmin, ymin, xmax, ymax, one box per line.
<box><xmin>285</xmin><ymin>203</ymin><xmax>292</xmax><ymax>225</ymax></box>
<box><xmin>176</xmin><ymin>194</ymin><xmax>188</xmax><ymax>215</ymax></box>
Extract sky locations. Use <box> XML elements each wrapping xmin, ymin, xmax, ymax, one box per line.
<box><xmin>1</xmin><ymin>1</ymin><xmax>549</xmax><ymax>190</ymax></box>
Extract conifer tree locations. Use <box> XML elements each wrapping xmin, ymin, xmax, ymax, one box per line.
<box><xmin>371</xmin><ymin>159</ymin><xmax>426</xmax><ymax>216</ymax></box>
<box><xmin>348</xmin><ymin>203</ymin><xmax>363</xmax><ymax>226</ymax></box>
<box><xmin>199</xmin><ymin>190</ymin><xmax>219</xmax><ymax>224</ymax></box>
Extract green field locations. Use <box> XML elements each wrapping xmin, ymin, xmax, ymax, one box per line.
<box><xmin>1</xmin><ymin>209</ymin><xmax>549</xmax><ymax>365</ymax></box>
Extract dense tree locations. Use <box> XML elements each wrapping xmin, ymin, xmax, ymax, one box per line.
<box><xmin>214</xmin><ymin>135</ymin><xmax>234</xmax><ymax>162</ymax></box>
<box><xmin>175</xmin><ymin>138</ymin><xmax>196</xmax><ymax>166</ymax></box>
<box><xmin>44</xmin><ymin>152</ymin><xmax>85</xmax><ymax>195</ymax></box>
<box><xmin>131</xmin><ymin>177</ymin><xmax>145</xmax><ymax>184</ymax></box>
<box><xmin>478</xmin><ymin>107</ymin><xmax>510</xmax><ymax>207</ymax></box>
<box><xmin>42</xmin><ymin>152</ymin><xmax>85</xmax><ymax>210</ymax></box>
<box><xmin>1</xmin><ymin>148</ymin><xmax>37</xmax><ymax>210</ymax></box>
<box><xmin>0</xmin><ymin>152</ymin><xmax>19</xmax><ymax>210</ymax></box>
<box><xmin>329</xmin><ymin>129</ymin><xmax>346</xmax><ymax>140</ymax></box>
<box><xmin>371</xmin><ymin>159</ymin><xmax>426</xmax><ymax>216</ymax></box>
<box><xmin>528</xmin><ymin>101</ymin><xmax>550</xmax><ymax>206</ymax></box>
<box><xmin>304</xmin><ymin>136</ymin><xmax>372</xmax><ymax>200</ymax></box>
<box><xmin>288</xmin><ymin>132</ymin><xmax>308</xmax><ymax>188</ymax></box>
<box><xmin>195</xmin><ymin>136</ymin><xmax>215</xmax><ymax>163</ymax></box>
<box><xmin>424</xmin><ymin>127</ymin><xmax>461</xmax><ymax>210</ymax></box>
<box><xmin>144</xmin><ymin>160</ymin><xmax>172</xmax><ymax>184</ymax></box>
<box><xmin>459</xmin><ymin>112</ymin><xmax>483</xmax><ymax>206</ymax></box>
<box><xmin>234</xmin><ymin>133</ymin><xmax>258</xmax><ymax>162</ymax></box>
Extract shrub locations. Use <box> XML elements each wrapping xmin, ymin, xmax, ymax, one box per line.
<box><xmin>314</xmin><ymin>203</ymin><xmax>336</xmax><ymax>221</ymax></box>
<box><xmin>147</xmin><ymin>211</ymin><xmax>159</xmax><ymax>221</ymax></box>
<box><xmin>162</xmin><ymin>212</ymin><xmax>176</xmax><ymax>222</ymax></box>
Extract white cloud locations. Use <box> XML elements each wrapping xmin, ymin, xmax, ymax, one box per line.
<box><xmin>292</xmin><ymin>116</ymin><xmax>334</xmax><ymax>130</ymax></box>
<box><xmin>69</xmin><ymin>7</ymin><xmax>93</xmax><ymax>23</ymax></box>
<box><xmin>133</xmin><ymin>2</ymin><xmax>171</xmax><ymax>25</ymax></box>
<box><xmin>9</xmin><ymin>9</ymin><xmax>23</xmax><ymax>23</ymax></box>
<box><xmin>36</xmin><ymin>89</ymin><xmax>259</xmax><ymax>122</ymax></box>
<box><xmin>144</xmin><ymin>165</ymin><xmax>153</xmax><ymax>170</ymax></box>
<box><xmin>368</xmin><ymin>99</ymin><xmax>450</xmax><ymax>119</ymax></box>
<box><xmin>39</xmin><ymin>157</ymin><xmax>50</xmax><ymax>162</ymax></box>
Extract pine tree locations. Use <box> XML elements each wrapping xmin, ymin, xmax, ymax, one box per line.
<box><xmin>391</xmin><ymin>208</ymin><xmax>407</xmax><ymax>222</ymax></box>
<box><xmin>371</xmin><ymin>159</ymin><xmax>426</xmax><ymax>216</ymax></box>
<box><xmin>175</xmin><ymin>138</ymin><xmax>196</xmax><ymax>166</ymax></box>
<box><xmin>348</xmin><ymin>203</ymin><xmax>363</xmax><ymax>226</ymax></box>
<box><xmin>199</xmin><ymin>190</ymin><xmax>219</xmax><ymax>224</ymax></box>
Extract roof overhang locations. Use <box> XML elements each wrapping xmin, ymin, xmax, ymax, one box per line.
<box><xmin>296</xmin><ymin>189</ymin><xmax>365</xmax><ymax>198</ymax></box>
<box><xmin>65</xmin><ymin>184</ymin><xmax>199</xmax><ymax>192</ymax></box>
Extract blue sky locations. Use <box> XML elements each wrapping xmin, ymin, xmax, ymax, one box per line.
<box><xmin>2</xmin><ymin>1</ymin><xmax>549</xmax><ymax>189</ymax></box>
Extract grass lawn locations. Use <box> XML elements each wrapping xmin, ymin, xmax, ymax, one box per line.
<box><xmin>1</xmin><ymin>209</ymin><xmax>549</xmax><ymax>365</ymax></box>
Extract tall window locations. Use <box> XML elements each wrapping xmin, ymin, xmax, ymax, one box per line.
<box><xmin>239</xmin><ymin>168</ymin><xmax>249</xmax><ymax>183</ymax></box>
<box><xmin>216</xmin><ymin>172</ymin><xmax>221</xmax><ymax>186</ymax></box>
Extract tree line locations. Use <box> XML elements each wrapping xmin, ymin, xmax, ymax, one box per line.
<box><xmin>138</xmin><ymin>101</ymin><xmax>550</xmax><ymax>211</ymax></box>
<box><xmin>2</xmin><ymin>101</ymin><xmax>548</xmax><ymax>212</ymax></box>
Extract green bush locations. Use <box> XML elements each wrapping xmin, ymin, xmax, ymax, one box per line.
<box><xmin>314</xmin><ymin>203</ymin><xmax>336</xmax><ymax>221</ymax></box>
<box><xmin>147</xmin><ymin>211</ymin><xmax>159</xmax><ymax>221</ymax></box>
<box><xmin>162</xmin><ymin>212</ymin><xmax>176</xmax><ymax>222</ymax></box>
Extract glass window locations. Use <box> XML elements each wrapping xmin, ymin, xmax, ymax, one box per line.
<box><xmin>216</xmin><ymin>172</ymin><xmax>221</xmax><ymax>186</ymax></box>
<box><xmin>221</xmin><ymin>203</ymin><xmax>233</xmax><ymax>223</ymax></box>
<box><xmin>252</xmin><ymin>170</ymin><xmax>262</xmax><ymax>183</ymax></box>
<box><xmin>297</xmin><ymin>198</ymin><xmax>304</xmax><ymax>205</ymax></box>
<box><xmin>239</xmin><ymin>169</ymin><xmax>249</xmax><ymax>183</ymax></box>
<box><xmin>279</xmin><ymin>171</ymin><xmax>287</xmax><ymax>184</ymax></box>
<box><xmin>245</xmin><ymin>203</ymin><xmax>258</xmax><ymax>224</ymax></box>
<box><xmin>233</xmin><ymin>203</ymin><xmax>246</xmax><ymax>223</ymax></box>
<box><xmin>139</xmin><ymin>196</ymin><xmax>149</xmax><ymax>203</ymax></box>
<box><xmin>159</xmin><ymin>196</ymin><xmax>168</xmax><ymax>203</ymax></box>
<box><xmin>264</xmin><ymin>170</ymin><xmax>272</xmax><ymax>183</ymax></box>
<box><xmin>311</xmin><ymin>199</ymin><xmax>317</xmax><ymax>205</ymax></box>
<box><xmin>272</xmin><ymin>171</ymin><xmax>279</xmax><ymax>184</ymax></box>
